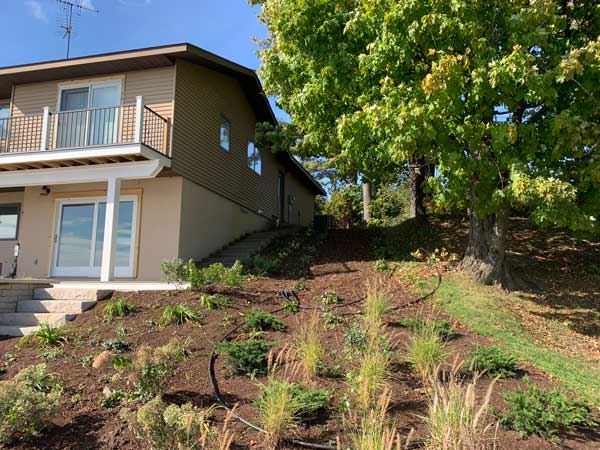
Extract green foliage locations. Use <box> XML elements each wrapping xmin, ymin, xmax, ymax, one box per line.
<box><xmin>243</xmin><ymin>255</ymin><xmax>279</xmax><ymax>275</ymax></box>
<box><xmin>343</xmin><ymin>324</ymin><xmax>370</xmax><ymax>356</ymax></box>
<box><xmin>101</xmin><ymin>339</ymin><xmax>130</xmax><ymax>353</ymax></box>
<box><xmin>315</xmin><ymin>291</ymin><xmax>340</xmax><ymax>305</ymax></box>
<box><xmin>322</xmin><ymin>185</ymin><xmax>363</xmax><ymax>228</ymax></box>
<box><xmin>217</xmin><ymin>339</ymin><xmax>274</xmax><ymax>377</ymax></box>
<box><xmin>373</xmin><ymin>259</ymin><xmax>392</xmax><ymax>273</ymax></box>
<box><xmin>283</xmin><ymin>298</ymin><xmax>300</xmax><ymax>314</ymax></box>
<box><xmin>0</xmin><ymin>364</ymin><xmax>61</xmax><ymax>444</ymax></box>
<box><xmin>159</xmin><ymin>304</ymin><xmax>203</xmax><ymax>326</ymax></box>
<box><xmin>124</xmin><ymin>396</ymin><xmax>233</xmax><ymax>450</ymax></box>
<box><xmin>244</xmin><ymin>310</ymin><xmax>287</xmax><ymax>332</ymax></box>
<box><xmin>18</xmin><ymin>323</ymin><xmax>68</xmax><ymax>348</ymax></box>
<box><xmin>101</xmin><ymin>388</ymin><xmax>127</xmax><ymax>409</ymax></box>
<box><xmin>161</xmin><ymin>259</ymin><xmax>246</xmax><ymax>290</ymax></box>
<box><xmin>41</xmin><ymin>347</ymin><xmax>65</xmax><ymax>360</ymax></box>
<box><xmin>369</xmin><ymin>184</ymin><xmax>411</xmax><ymax>227</ymax></box>
<box><xmin>295</xmin><ymin>313</ymin><xmax>325</xmax><ymax>379</ymax></box>
<box><xmin>130</xmin><ymin>338</ymin><xmax>189</xmax><ymax>402</ymax></box>
<box><xmin>111</xmin><ymin>356</ymin><xmax>133</xmax><ymax>370</ymax></box>
<box><xmin>103</xmin><ymin>296</ymin><xmax>136</xmax><ymax>321</ymax></box>
<box><xmin>466</xmin><ymin>345</ymin><xmax>518</xmax><ymax>378</ymax></box>
<box><xmin>405</xmin><ymin>325</ymin><xmax>448</xmax><ymax>383</ymax></box>
<box><xmin>398</xmin><ymin>317</ymin><xmax>455</xmax><ymax>341</ymax></box>
<box><xmin>198</xmin><ymin>293</ymin><xmax>232</xmax><ymax>310</ymax></box>
<box><xmin>496</xmin><ymin>378</ymin><xmax>597</xmax><ymax>442</ymax></box>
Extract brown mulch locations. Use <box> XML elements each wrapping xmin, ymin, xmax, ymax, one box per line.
<box><xmin>0</xmin><ymin>227</ymin><xmax>598</xmax><ymax>449</ymax></box>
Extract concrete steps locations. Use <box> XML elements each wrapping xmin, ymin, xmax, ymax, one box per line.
<box><xmin>0</xmin><ymin>287</ymin><xmax>111</xmax><ymax>337</ymax></box>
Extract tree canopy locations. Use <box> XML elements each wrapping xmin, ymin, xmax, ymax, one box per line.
<box><xmin>251</xmin><ymin>0</ymin><xmax>600</xmax><ymax>287</ymax></box>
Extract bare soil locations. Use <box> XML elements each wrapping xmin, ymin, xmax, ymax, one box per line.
<box><xmin>0</xmin><ymin>226</ymin><xmax>598</xmax><ymax>449</ymax></box>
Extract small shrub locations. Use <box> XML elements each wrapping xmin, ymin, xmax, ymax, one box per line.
<box><xmin>101</xmin><ymin>339</ymin><xmax>130</xmax><ymax>353</ymax></box>
<box><xmin>343</xmin><ymin>324</ymin><xmax>370</xmax><ymax>356</ymax></box>
<box><xmin>293</xmin><ymin>278</ymin><xmax>307</xmax><ymax>291</ymax></box>
<box><xmin>217</xmin><ymin>339</ymin><xmax>274</xmax><ymax>377</ymax></box>
<box><xmin>466</xmin><ymin>345</ymin><xmax>518</xmax><ymax>378</ymax></box>
<box><xmin>244</xmin><ymin>310</ymin><xmax>287</xmax><ymax>332</ymax></box>
<box><xmin>292</xmin><ymin>385</ymin><xmax>330</xmax><ymax>423</ymax></box>
<box><xmin>103</xmin><ymin>296</ymin><xmax>136</xmax><ymax>321</ymax></box>
<box><xmin>125</xmin><ymin>396</ymin><xmax>234</xmax><ymax>450</ymax></box>
<box><xmin>100</xmin><ymin>388</ymin><xmax>127</xmax><ymax>408</ymax></box>
<box><xmin>130</xmin><ymin>338</ymin><xmax>189</xmax><ymax>401</ymax></box>
<box><xmin>243</xmin><ymin>255</ymin><xmax>279</xmax><ymax>275</ymax></box>
<box><xmin>111</xmin><ymin>356</ymin><xmax>133</xmax><ymax>370</ymax></box>
<box><xmin>0</xmin><ymin>364</ymin><xmax>61</xmax><ymax>444</ymax></box>
<box><xmin>294</xmin><ymin>313</ymin><xmax>325</xmax><ymax>380</ymax></box>
<box><xmin>18</xmin><ymin>323</ymin><xmax>68</xmax><ymax>348</ymax></box>
<box><xmin>373</xmin><ymin>259</ymin><xmax>392</xmax><ymax>273</ymax></box>
<box><xmin>199</xmin><ymin>293</ymin><xmax>232</xmax><ymax>310</ymax></box>
<box><xmin>321</xmin><ymin>309</ymin><xmax>346</xmax><ymax>329</ymax></box>
<box><xmin>316</xmin><ymin>291</ymin><xmax>340</xmax><ymax>305</ymax></box>
<box><xmin>496</xmin><ymin>378</ymin><xmax>597</xmax><ymax>442</ymax></box>
<box><xmin>405</xmin><ymin>325</ymin><xmax>448</xmax><ymax>383</ymax></box>
<box><xmin>399</xmin><ymin>317</ymin><xmax>455</xmax><ymax>340</ymax></box>
<box><xmin>159</xmin><ymin>304</ymin><xmax>203</xmax><ymax>326</ymax></box>
<box><xmin>41</xmin><ymin>347</ymin><xmax>65</xmax><ymax>360</ymax></box>
<box><xmin>161</xmin><ymin>259</ymin><xmax>246</xmax><ymax>290</ymax></box>
<box><xmin>283</xmin><ymin>298</ymin><xmax>300</xmax><ymax>314</ymax></box>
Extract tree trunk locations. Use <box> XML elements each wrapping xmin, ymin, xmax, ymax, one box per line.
<box><xmin>409</xmin><ymin>156</ymin><xmax>427</xmax><ymax>221</ymax></box>
<box><xmin>461</xmin><ymin>201</ymin><xmax>517</xmax><ymax>289</ymax></box>
<box><xmin>362</xmin><ymin>182</ymin><xmax>372</xmax><ymax>222</ymax></box>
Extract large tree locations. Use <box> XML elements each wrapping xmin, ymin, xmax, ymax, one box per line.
<box><xmin>251</xmin><ymin>0</ymin><xmax>600</xmax><ymax>288</ymax></box>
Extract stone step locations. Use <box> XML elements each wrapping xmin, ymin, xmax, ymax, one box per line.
<box><xmin>17</xmin><ymin>300</ymin><xmax>97</xmax><ymax>314</ymax></box>
<box><xmin>0</xmin><ymin>325</ymin><xmax>40</xmax><ymax>337</ymax></box>
<box><xmin>0</xmin><ymin>312</ymin><xmax>75</xmax><ymax>326</ymax></box>
<box><xmin>33</xmin><ymin>288</ymin><xmax>113</xmax><ymax>301</ymax></box>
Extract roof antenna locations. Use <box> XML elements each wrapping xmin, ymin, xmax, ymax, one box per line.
<box><xmin>54</xmin><ymin>0</ymin><xmax>99</xmax><ymax>59</ymax></box>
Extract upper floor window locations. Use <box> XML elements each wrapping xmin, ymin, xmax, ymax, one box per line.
<box><xmin>0</xmin><ymin>105</ymin><xmax>9</xmax><ymax>139</ymax></box>
<box><xmin>247</xmin><ymin>141</ymin><xmax>262</xmax><ymax>175</ymax></box>
<box><xmin>0</xmin><ymin>204</ymin><xmax>19</xmax><ymax>240</ymax></box>
<box><xmin>219</xmin><ymin>115</ymin><xmax>230</xmax><ymax>151</ymax></box>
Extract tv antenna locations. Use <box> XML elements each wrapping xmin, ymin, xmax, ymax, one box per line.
<box><xmin>55</xmin><ymin>0</ymin><xmax>99</xmax><ymax>59</ymax></box>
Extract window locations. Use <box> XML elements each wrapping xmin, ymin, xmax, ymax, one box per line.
<box><xmin>0</xmin><ymin>105</ymin><xmax>9</xmax><ymax>140</ymax></box>
<box><xmin>0</xmin><ymin>205</ymin><xmax>19</xmax><ymax>240</ymax></box>
<box><xmin>247</xmin><ymin>141</ymin><xmax>262</xmax><ymax>175</ymax></box>
<box><xmin>219</xmin><ymin>115</ymin><xmax>230</xmax><ymax>151</ymax></box>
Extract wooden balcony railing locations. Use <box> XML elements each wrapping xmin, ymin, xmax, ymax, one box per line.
<box><xmin>0</xmin><ymin>96</ymin><xmax>170</xmax><ymax>157</ymax></box>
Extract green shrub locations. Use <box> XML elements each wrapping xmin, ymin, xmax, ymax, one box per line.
<box><xmin>243</xmin><ymin>255</ymin><xmax>279</xmax><ymax>275</ymax></box>
<box><xmin>198</xmin><ymin>293</ymin><xmax>232</xmax><ymax>310</ymax></box>
<box><xmin>17</xmin><ymin>323</ymin><xmax>68</xmax><ymax>348</ymax></box>
<box><xmin>373</xmin><ymin>259</ymin><xmax>392</xmax><ymax>272</ymax></box>
<box><xmin>103</xmin><ymin>296</ymin><xmax>136</xmax><ymax>321</ymax></box>
<box><xmin>244</xmin><ymin>310</ymin><xmax>287</xmax><ymax>332</ymax></box>
<box><xmin>130</xmin><ymin>338</ymin><xmax>189</xmax><ymax>401</ymax></box>
<box><xmin>316</xmin><ymin>291</ymin><xmax>340</xmax><ymax>305</ymax></box>
<box><xmin>161</xmin><ymin>259</ymin><xmax>246</xmax><ymax>290</ymax></box>
<box><xmin>100</xmin><ymin>388</ymin><xmax>127</xmax><ymax>408</ymax></box>
<box><xmin>159</xmin><ymin>304</ymin><xmax>203</xmax><ymax>326</ymax></box>
<box><xmin>124</xmin><ymin>396</ymin><xmax>234</xmax><ymax>450</ymax></box>
<box><xmin>111</xmin><ymin>356</ymin><xmax>133</xmax><ymax>370</ymax></box>
<box><xmin>41</xmin><ymin>347</ymin><xmax>65</xmax><ymax>360</ymax></box>
<box><xmin>0</xmin><ymin>364</ymin><xmax>61</xmax><ymax>444</ymax></box>
<box><xmin>405</xmin><ymin>325</ymin><xmax>448</xmax><ymax>383</ymax></box>
<box><xmin>466</xmin><ymin>345</ymin><xmax>518</xmax><ymax>378</ymax></box>
<box><xmin>343</xmin><ymin>324</ymin><xmax>370</xmax><ymax>356</ymax></box>
<box><xmin>101</xmin><ymin>339</ymin><xmax>130</xmax><ymax>353</ymax></box>
<box><xmin>398</xmin><ymin>317</ymin><xmax>455</xmax><ymax>340</ymax></box>
<box><xmin>217</xmin><ymin>339</ymin><xmax>274</xmax><ymax>377</ymax></box>
<box><xmin>496</xmin><ymin>378</ymin><xmax>597</xmax><ymax>442</ymax></box>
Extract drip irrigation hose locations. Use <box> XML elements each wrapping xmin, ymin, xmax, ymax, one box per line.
<box><xmin>208</xmin><ymin>257</ymin><xmax>443</xmax><ymax>449</ymax></box>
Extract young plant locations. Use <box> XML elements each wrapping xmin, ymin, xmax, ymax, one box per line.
<box><xmin>100</xmin><ymin>388</ymin><xmax>127</xmax><ymax>409</ymax></box>
<box><xmin>244</xmin><ymin>309</ymin><xmax>287</xmax><ymax>332</ymax></box>
<box><xmin>399</xmin><ymin>317</ymin><xmax>455</xmax><ymax>341</ymax></box>
<box><xmin>316</xmin><ymin>291</ymin><xmax>341</xmax><ymax>305</ymax></box>
<box><xmin>363</xmin><ymin>284</ymin><xmax>390</xmax><ymax>342</ymax></box>
<box><xmin>243</xmin><ymin>255</ymin><xmax>279</xmax><ymax>275</ymax></box>
<box><xmin>496</xmin><ymin>377</ymin><xmax>597</xmax><ymax>442</ymax></box>
<box><xmin>159</xmin><ymin>304</ymin><xmax>203</xmax><ymax>326</ymax></box>
<box><xmin>101</xmin><ymin>339</ymin><xmax>130</xmax><ymax>353</ymax></box>
<box><xmin>422</xmin><ymin>368</ymin><xmax>497</xmax><ymax>450</ymax></box>
<box><xmin>217</xmin><ymin>339</ymin><xmax>274</xmax><ymax>377</ymax></box>
<box><xmin>18</xmin><ymin>323</ymin><xmax>68</xmax><ymax>348</ymax></box>
<box><xmin>0</xmin><ymin>364</ymin><xmax>61</xmax><ymax>444</ymax></box>
<box><xmin>103</xmin><ymin>296</ymin><xmax>136</xmax><ymax>321</ymax></box>
<box><xmin>466</xmin><ymin>345</ymin><xmax>518</xmax><ymax>378</ymax></box>
<box><xmin>198</xmin><ymin>293</ymin><xmax>232</xmax><ymax>310</ymax></box>
<box><xmin>405</xmin><ymin>324</ymin><xmax>448</xmax><ymax>383</ymax></box>
<box><xmin>294</xmin><ymin>313</ymin><xmax>325</xmax><ymax>380</ymax></box>
<box><xmin>347</xmin><ymin>345</ymin><xmax>394</xmax><ymax>412</ymax></box>
<box><xmin>111</xmin><ymin>356</ymin><xmax>133</xmax><ymax>370</ymax></box>
<box><xmin>41</xmin><ymin>347</ymin><xmax>66</xmax><ymax>360</ymax></box>
<box><xmin>125</xmin><ymin>396</ymin><xmax>235</xmax><ymax>450</ymax></box>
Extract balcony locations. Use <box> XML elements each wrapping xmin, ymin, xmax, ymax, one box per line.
<box><xmin>0</xmin><ymin>96</ymin><xmax>170</xmax><ymax>171</ymax></box>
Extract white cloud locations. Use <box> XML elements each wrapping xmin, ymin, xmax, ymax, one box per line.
<box><xmin>25</xmin><ymin>0</ymin><xmax>48</xmax><ymax>22</ymax></box>
<box><xmin>80</xmin><ymin>0</ymin><xmax>97</xmax><ymax>10</ymax></box>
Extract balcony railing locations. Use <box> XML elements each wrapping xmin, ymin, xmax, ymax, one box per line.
<box><xmin>0</xmin><ymin>96</ymin><xmax>170</xmax><ymax>157</ymax></box>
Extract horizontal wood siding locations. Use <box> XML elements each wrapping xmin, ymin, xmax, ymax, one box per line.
<box><xmin>172</xmin><ymin>59</ymin><xmax>279</xmax><ymax>218</ymax></box>
<box><xmin>11</xmin><ymin>81</ymin><xmax>56</xmax><ymax>116</ymax></box>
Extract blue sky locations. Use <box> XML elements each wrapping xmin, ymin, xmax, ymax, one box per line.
<box><xmin>2</xmin><ymin>0</ymin><xmax>288</xmax><ymax>119</ymax></box>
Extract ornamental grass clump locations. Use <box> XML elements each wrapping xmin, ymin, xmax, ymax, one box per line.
<box><xmin>0</xmin><ymin>364</ymin><xmax>62</xmax><ymax>444</ymax></box>
<box><xmin>363</xmin><ymin>283</ymin><xmax>391</xmax><ymax>343</ymax></box>
<box><xmin>405</xmin><ymin>322</ymin><xmax>448</xmax><ymax>383</ymax></box>
<box><xmin>294</xmin><ymin>313</ymin><xmax>326</xmax><ymax>380</ymax></box>
<box><xmin>159</xmin><ymin>303</ymin><xmax>203</xmax><ymax>326</ymax></box>
<box><xmin>347</xmin><ymin>344</ymin><xmax>394</xmax><ymax>413</ymax></box>
<box><xmin>17</xmin><ymin>323</ymin><xmax>69</xmax><ymax>349</ymax></box>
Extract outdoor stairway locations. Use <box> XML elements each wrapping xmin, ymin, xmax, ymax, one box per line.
<box><xmin>0</xmin><ymin>287</ymin><xmax>112</xmax><ymax>337</ymax></box>
<box><xmin>200</xmin><ymin>227</ymin><xmax>299</xmax><ymax>267</ymax></box>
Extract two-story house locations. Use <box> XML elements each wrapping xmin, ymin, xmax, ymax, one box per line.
<box><xmin>0</xmin><ymin>43</ymin><xmax>324</xmax><ymax>282</ymax></box>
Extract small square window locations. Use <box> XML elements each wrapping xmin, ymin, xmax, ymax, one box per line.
<box><xmin>0</xmin><ymin>204</ymin><xmax>19</xmax><ymax>240</ymax></box>
<box><xmin>247</xmin><ymin>141</ymin><xmax>262</xmax><ymax>175</ymax></box>
<box><xmin>220</xmin><ymin>115</ymin><xmax>230</xmax><ymax>151</ymax></box>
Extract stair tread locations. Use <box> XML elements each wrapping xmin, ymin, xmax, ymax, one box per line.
<box><xmin>0</xmin><ymin>325</ymin><xmax>40</xmax><ymax>337</ymax></box>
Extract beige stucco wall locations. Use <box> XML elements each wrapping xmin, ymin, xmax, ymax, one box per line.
<box><xmin>15</xmin><ymin>176</ymin><xmax>182</xmax><ymax>281</ymax></box>
<box><xmin>178</xmin><ymin>178</ymin><xmax>271</xmax><ymax>261</ymax></box>
<box><xmin>0</xmin><ymin>191</ymin><xmax>25</xmax><ymax>276</ymax></box>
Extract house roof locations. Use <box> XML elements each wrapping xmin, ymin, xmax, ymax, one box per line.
<box><xmin>0</xmin><ymin>43</ymin><xmax>325</xmax><ymax>196</ymax></box>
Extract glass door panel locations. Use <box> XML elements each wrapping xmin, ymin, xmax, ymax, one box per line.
<box><xmin>89</xmin><ymin>84</ymin><xmax>120</xmax><ymax>145</ymax></box>
<box><xmin>57</xmin><ymin>88</ymin><xmax>89</xmax><ymax>148</ymax></box>
<box><xmin>55</xmin><ymin>203</ymin><xmax>95</xmax><ymax>269</ymax></box>
<box><xmin>93</xmin><ymin>201</ymin><xmax>134</xmax><ymax>268</ymax></box>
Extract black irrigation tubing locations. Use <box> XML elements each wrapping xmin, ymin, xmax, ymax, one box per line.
<box><xmin>208</xmin><ymin>256</ymin><xmax>443</xmax><ymax>450</ymax></box>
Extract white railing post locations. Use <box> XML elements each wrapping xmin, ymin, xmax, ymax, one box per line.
<box><xmin>40</xmin><ymin>107</ymin><xmax>51</xmax><ymax>151</ymax></box>
<box><xmin>134</xmin><ymin>96</ymin><xmax>144</xmax><ymax>143</ymax></box>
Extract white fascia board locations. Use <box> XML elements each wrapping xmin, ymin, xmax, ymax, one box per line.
<box><xmin>0</xmin><ymin>144</ymin><xmax>171</xmax><ymax>167</ymax></box>
<box><xmin>0</xmin><ymin>159</ymin><xmax>165</xmax><ymax>188</ymax></box>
